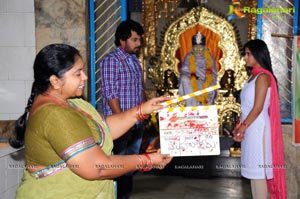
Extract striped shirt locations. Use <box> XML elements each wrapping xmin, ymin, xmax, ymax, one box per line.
<box><xmin>99</xmin><ymin>47</ymin><xmax>143</xmax><ymax>117</ymax></box>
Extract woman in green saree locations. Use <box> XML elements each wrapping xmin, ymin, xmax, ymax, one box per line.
<box><xmin>10</xmin><ymin>44</ymin><xmax>172</xmax><ymax>199</ymax></box>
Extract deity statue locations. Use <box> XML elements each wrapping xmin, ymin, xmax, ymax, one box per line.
<box><xmin>178</xmin><ymin>32</ymin><xmax>217</xmax><ymax>106</ymax></box>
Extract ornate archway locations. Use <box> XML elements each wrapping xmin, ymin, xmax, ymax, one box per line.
<box><xmin>154</xmin><ymin>6</ymin><xmax>248</xmax><ymax>90</ymax></box>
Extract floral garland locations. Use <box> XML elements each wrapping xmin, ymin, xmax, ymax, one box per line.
<box><xmin>189</xmin><ymin>50</ymin><xmax>213</xmax><ymax>105</ymax></box>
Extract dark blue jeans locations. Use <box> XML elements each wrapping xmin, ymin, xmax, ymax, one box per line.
<box><xmin>113</xmin><ymin>124</ymin><xmax>144</xmax><ymax>199</ymax></box>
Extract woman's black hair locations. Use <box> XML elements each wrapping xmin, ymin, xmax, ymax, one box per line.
<box><xmin>9</xmin><ymin>44</ymin><xmax>81</xmax><ymax>148</ymax></box>
<box><xmin>243</xmin><ymin>39</ymin><xmax>275</xmax><ymax>76</ymax></box>
<box><xmin>243</xmin><ymin>39</ymin><xmax>278</xmax><ymax>88</ymax></box>
<box><xmin>114</xmin><ymin>19</ymin><xmax>144</xmax><ymax>46</ymax></box>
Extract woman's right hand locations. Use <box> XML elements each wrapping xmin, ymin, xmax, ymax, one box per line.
<box><xmin>233</xmin><ymin>130</ymin><xmax>244</xmax><ymax>142</ymax></box>
<box><xmin>141</xmin><ymin>96</ymin><xmax>173</xmax><ymax>115</ymax></box>
<box><xmin>232</xmin><ymin>120</ymin><xmax>243</xmax><ymax>142</ymax></box>
<box><xmin>147</xmin><ymin>149</ymin><xmax>172</xmax><ymax>170</ymax></box>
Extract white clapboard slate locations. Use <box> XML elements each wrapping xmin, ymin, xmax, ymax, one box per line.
<box><xmin>158</xmin><ymin>105</ymin><xmax>220</xmax><ymax>157</ymax></box>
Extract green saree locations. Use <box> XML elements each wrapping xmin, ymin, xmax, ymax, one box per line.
<box><xmin>16</xmin><ymin>98</ymin><xmax>115</xmax><ymax>199</ymax></box>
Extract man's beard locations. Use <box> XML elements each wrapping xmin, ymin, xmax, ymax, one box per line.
<box><xmin>132</xmin><ymin>47</ymin><xmax>141</xmax><ymax>56</ymax></box>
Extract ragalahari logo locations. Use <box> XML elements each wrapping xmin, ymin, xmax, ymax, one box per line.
<box><xmin>227</xmin><ymin>0</ymin><xmax>245</xmax><ymax>21</ymax></box>
<box><xmin>227</xmin><ymin>0</ymin><xmax>295</xmax><ymax>21</ymax></box>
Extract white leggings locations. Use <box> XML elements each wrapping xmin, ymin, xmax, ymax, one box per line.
<box><xmin>250</xmin><ymin>179</ymin><xmax>269</xmax><ymax>199</ymax></box>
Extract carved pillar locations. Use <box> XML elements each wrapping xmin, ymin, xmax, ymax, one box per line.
<box><xmin>247</xmin><ymin>0</ymin><xmax>258</xmax><ymax>40</ymax></box>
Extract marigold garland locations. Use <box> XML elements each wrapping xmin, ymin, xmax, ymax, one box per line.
<box><xmin>189</xmin><ymin>50</ymin><xmax>213</xmax><ymax>105</ymax></box>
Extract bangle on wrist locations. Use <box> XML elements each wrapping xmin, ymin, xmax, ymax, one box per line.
<box><xmin>136</xmin><ymin>155</ymin><xmax>144</xmax><ymax>170</ymax></box>
<box><xmin>140</xmin><ymin>154</ymin><xmax>152</xmax><ymax>172</ymax></box>
<box><xmin>136</xmin><ymin>104</ymin><xmax>149</xmax><ymax>121</ymax></box>
<box><xmin>136</xmin><ymin>106</ymin><xmax>142</xmax><ymax>121</ymax></box>
<box><xmin>235</xmin><ymin>120</ymin><xmax>241</xmax><ymax>127</ymax></box>
<box><xmin>241</xmin><ymin>121</ymin><xmax>249</xmax><ymax>128</ymax></box>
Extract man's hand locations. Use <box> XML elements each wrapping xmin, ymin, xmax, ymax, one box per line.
<box><xmin>108</xmin><ymin>99</ymin><xmax>122</xmax><ymax>114</ymax></box>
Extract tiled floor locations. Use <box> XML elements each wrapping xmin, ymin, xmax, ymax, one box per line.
<box><xmin>131</xmin><ymin>173</ymin><xmax>252</xmax><ymax>199</ymax></box>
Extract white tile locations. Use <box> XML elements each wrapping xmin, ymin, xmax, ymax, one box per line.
<box><xmin>0</xmin><ymin>0</ymin><xmax>8</xmax><ymax>13</ymax></box>
<box><xmin>0</xmin><ymin>114</ymin><xmax>11</xmax><ymax>120</ymax></box>
<box><xmin>18</xmin><ymin>170</ymin><xmax>24</xmax><ymax>183</ymax></box>
<box><xmin>17</xmin><ymin>164</ymin><xmax>24</xmax><ymax>182</ymax></box>
<box><xmin>9</xmin><ymin>114</ymin><xmax>22</xmax><ymax>120</ymax></box>
<box><xmin>0</xmin><ymin>13</ymin><xmax>25</xmax><ymax>46</ymax></box>
<box><xmin>0</xmin><ymin>47</ymin><xmax>35</xmax><ymax>81</ymax></box>
<box><xmin>0</xmin><ymin>114</ymin><xmax>20</xmax><ymax>120</ymax></box>
<box><xmin>4</xmin><ymin>184</ymin><xmax>18</xmax><ymax>199</ymax></box>
<box><xmin>24</xmin><ymin>13</ymin><xmax>36</xmax><ymax>46</ymax></box>
<box><xmin>0</xmin><ymin>157</ymin><xmax>6</xmax><ymax>193</ymax></box>
<box><xmin>0</xmin><ymin>0</ymin><xmax>35</xmax><ymax>119</ymax></box>
<box><xmin>6</xmin><ymin>151</ymin><xmax>24</xmax><ymax>189</ymax></box>
<box><xmin>0</xmin><ymin>81</ymin><xmax>26</xmax><ymax>114</ymax></box>
<box><xmin>9</xmin><ymin>68</ymin><xmax>34</xmax><ymax>81</ymax></box>
<box><xmin>6</xmin><ymin>156</ymin><xmax>19</xmax><ymax>189</ymax></box>
<box><xmin>6</xmin><ymin>0</ymin><xmax>34</xmax><ymax>13</ymax></box>
<box><xmin>0</xmin><ymin>47</ymin><xmax>14</xmax><ymax>80</ymax></box>
<box><xmin>0</xmin><ymin>192</ymin><xmax>5</xmax><ymax>199</ymax></box>
<box><xmin>0</xmin><ymin>71</ymin><xmax>9</xmax><ymax>80</ymax></box>
<box><xmin>25</xmin><ymin>80</ymin><xmax>34</xmax><ymax>100</ymax></box>
<box><xmin>15</xmin><ymin>150</ymin><xmax>25</xmax><ymax>182</ymax></box>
